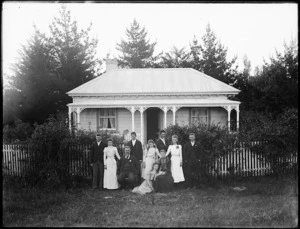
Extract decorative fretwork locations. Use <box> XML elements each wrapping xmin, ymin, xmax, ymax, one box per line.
<box><xmin>172</xmin><ymin>106</ymin><xmax>182</xmax><ymax>112</ymax></box>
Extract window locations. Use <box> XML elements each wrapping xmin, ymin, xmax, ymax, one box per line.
<box><xmin>99</xmin><ymin>108</ymin><xmax>116</xmax><ymax>130</ymax></box>
<box><xmin>191</xmin><ymin>108</ymin><xmax>208</xmax><ymax>125</ymax></box>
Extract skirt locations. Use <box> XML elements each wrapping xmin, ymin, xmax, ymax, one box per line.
<box><xmin>103</xmin><ymin>158</ymin><xmax>120</xmax><ymax>189</ymax></box>
<box><xmin>132</xmin><ymin>179</ymin><xmax>154</xmax><ymax>195</ymax></box>
<box><xmin>142</xmin><ymin>157</ymin><xmax>155</xmax><ymax>180</ymax></box>
<box><xmin>170</xmin><ymin>156</ymin><xmax>185</xmax><ymax>183</ymax></box>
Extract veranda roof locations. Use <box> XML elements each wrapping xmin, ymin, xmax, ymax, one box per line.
<box><xmin>67</xmin><ymin>68</ymin><xmax>240</xmax><ymax>96</ymax></box>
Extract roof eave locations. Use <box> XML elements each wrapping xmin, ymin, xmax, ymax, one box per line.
<box><xmin>68</xmin><ymin>91</ymin><xmax>240</xmax><ymax>97</ymax></box>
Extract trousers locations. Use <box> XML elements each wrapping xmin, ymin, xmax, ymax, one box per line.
<box><xmin>92</xmin><ymin>161</ymin><xmax>104</xmax><ymax>189</ymax></box>
<box><xmin>117</xmin><ymin>171</ymin><xmax>137</xmax><ymax>188</ymax></box>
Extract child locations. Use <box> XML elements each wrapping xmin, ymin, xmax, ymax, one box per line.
<box><xmin>142</xmin><ymin>139</ymin><xmax>161</xmax><ymax>180</ymax></box>
<box><xmin>132</xmin><ymin>162</ymin><xmax>160</xmax><ymax>195</ymax></box>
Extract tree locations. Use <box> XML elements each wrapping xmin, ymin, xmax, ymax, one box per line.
<box><xmin>190</xmin><ymin>24</ymin><xmax>238</xmax><ymax>84</ymax></box>
<box><xmin>248</xmin><ymin>39</ymin><xmax>298</xmax><ymax>114</ymax></box>
<box><xmin>160</xmin><ymin>46</ymin><xmax>191</xmax><ymax>68</ymax></box>
<box><xmin>116</xmin><ymin>19</ymin><xmax>158</xmax><ymax>68</ymax></box>
<box><xmin>6</xmin><ymin>27</ymin><xmax>60</xmax><ymax>124</ymax></box>
<box><xmin>242</xmin><ymin>55</ymin><xmax>251</xmax><ymax>78</ymax></box>
<box><xmin>232</xmin><ymin>55</ymin><xmax>254</xmax><ymax>111</ymax></box>
<box><xmin>3</xmin><ymin>5</ymin><xmax>101</xmax><ymax>125</ymax></box>
<box><xmin>47</xmin><ymin>5</ymin><xmax>101</xmax><ymax>111</ymax></box>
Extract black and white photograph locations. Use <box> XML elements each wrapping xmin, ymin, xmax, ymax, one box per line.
<box><xmin>2</xmin><ymin>1</ymin><xmax>298</xmax><ymax>227</ymax></box>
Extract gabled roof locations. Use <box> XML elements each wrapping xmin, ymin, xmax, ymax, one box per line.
<box><xmin>67</xmin><ymin>68</ymin><xmax>240</xmax><ymax>96</ymax></box>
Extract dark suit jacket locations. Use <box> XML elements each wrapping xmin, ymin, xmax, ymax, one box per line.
<box><xmin>183</xmin><ymin>141</ymin><xmax>200</xmax><ymax>163</ymax></box>
<box><xmin>156</xmin><ymin>138</ymin><xmax>169</xmax><ymax>153</ymax></box>
<box><xmin>89</xmin><ymin>141</ymin><xmax>107</xmax><ymax>163</ymax></box>
<box><xmin>117</xmin><ymin>155</ymin><xmax>139</xmax><ymax>175</ymax></box>
<box><xmin>127</xmin><ymin>139</ymin><xmax>143</xmax><ymax>161</ymax></box>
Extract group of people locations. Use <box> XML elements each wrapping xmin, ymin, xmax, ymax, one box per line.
<box><xmin>89</xmin><ymin>130</ymin><xmax>201</xmax><ymax>194</ymax></box>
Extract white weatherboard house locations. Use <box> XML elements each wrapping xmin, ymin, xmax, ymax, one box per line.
<box><xmin>67</xmin><ymin>59</ymin><xmax>241</xmax><ymax>144</ymax></box>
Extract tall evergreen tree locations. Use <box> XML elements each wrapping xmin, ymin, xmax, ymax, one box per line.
<box><xmin>47</xmin><ymin>5</ymin><xmax>101</xmax><ymax>110</ymax></box>
<box><xmin>160</xmin><ymin>46</ymin><xmax>191</xmax><ymax>68</ymax></box>
<box><xmin>116</xmin><ymin>19</ymin><xmax>158</xmax><ymax>68</ymax></box>
<box><xmin>190</xmin><ymin>24</ymin><xmax>237</xmax><ymax>84</ymax></box>
<box><xmin>249</xmin><ymin>39</ymin><xmax>298</xmax><ymax>114</ymax></box>
<box><xmin>242</xmin><ymin>55</ymin><xmax>251</xmax><ymax>78</ymax></box>
<box><xmin>4</xmin><ymin>5</ymin><xmax>101</xmax><ymax>124</ymax></box>
<box><xmin>5</xmin><ymin>27</ymin><xmax>60</xmax><ymax>123</ymax></box>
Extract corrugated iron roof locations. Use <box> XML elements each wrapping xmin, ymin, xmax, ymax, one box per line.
<box><xmin>67</xmin><ymin>68</ymin><xmax>240</xmax><ymax>95</ymax></box>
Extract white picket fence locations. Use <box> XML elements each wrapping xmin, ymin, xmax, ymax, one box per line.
<box><xmin>2</xmin><ymin>142</ymin><xmax>298</xmax><ymax>177</ymax></box>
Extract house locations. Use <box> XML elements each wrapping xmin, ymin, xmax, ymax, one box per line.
<box><xmin>67</xmin><ymin>59</ymin><xmax>240</xmax><ymax>144</ymax></box>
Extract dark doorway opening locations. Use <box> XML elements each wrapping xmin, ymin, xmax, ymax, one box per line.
<box><xmin>146</xmin><ymin>108</ymin><xmax>160</xmax><ymax>141</ymax></box>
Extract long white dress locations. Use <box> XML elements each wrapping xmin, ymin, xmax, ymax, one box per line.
<box><xmin>166</xmin><ymin>144</ymin><xmax>185</xmax><ymax>183</ymax></box>
<box><xmin>142</xmin><ymin>147</ymin><xmax>159</xmax><ymax>180</ymax></box>
<box><xmin>103</xmin><ymin>146</ymin><xmax>121</xmax><ymax>189</ymax></box>
<box><xmin>132</xmin><ymin>170</ymin><xmax>156</xmax><ymax>195</ymax></box>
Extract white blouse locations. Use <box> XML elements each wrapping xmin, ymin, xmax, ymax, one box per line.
<box><xmin>166</xmin><ymin>144</ymin><xmax>182</xmax><ymax>162</ymax></box>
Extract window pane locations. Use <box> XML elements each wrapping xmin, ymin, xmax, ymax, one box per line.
<box><xmin>100</xmin><ymin>118</ymin><xmax>104</xmax><ymax>128</ymax></box>
<box><xmin>198</xmin><ymin>108</ymin><xmax>207</xmax><ymax>116</ymax></box>
<box><xmin>192</xmin><ymin>109</ymin><xmax>196</xmax><ymax>117</ymax></box>
<box><xmin>200</xmin><ymin>117</ymin><xmax>207</xmax><ymax>124</ymax></box>
<box><xmin>192</xmin><ymin>117</ymin><xmax>200</xmax><ymax>124</ymax></box>
<box><xmin>110</xmin><ymin>118</ymin><xmax>116</xmax><ymax>128</ymax></box>
<box><xmin>108</xmin><ymin>109</ymin><xmax>115</xmax><ymax>116</ymax></box>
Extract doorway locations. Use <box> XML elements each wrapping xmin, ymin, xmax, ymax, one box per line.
<box><xmin>146</xmin><ymin>108</ymin><xmax>160</xmax><ymax>141</ymax></box>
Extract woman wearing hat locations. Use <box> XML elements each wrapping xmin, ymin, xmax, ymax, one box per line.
<box><xmin>103</xmin><ymin>138</ymin><xmax>121</xmax><ymax>190</ymax></box>
<box><xmin>142</xmin><ymin>139</ymin><xmax>161</xmax><ymax>180</ymax></box>
<box><xmin>166</xmin><ymin>135</ymin><xmax>185</xmax><ymax>184</ymax></box>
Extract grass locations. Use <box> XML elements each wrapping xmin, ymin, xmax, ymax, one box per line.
<box><xmin>3</xmin><ymin>175</ymin><xmax>298</xmax><ymax>227</ymax></box>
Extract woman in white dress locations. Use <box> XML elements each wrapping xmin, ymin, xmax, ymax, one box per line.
<box><xmin>142</xmin><ymin>139</ymin><xmax>161</xmax><ymax>180</ymax></box>
<box><xmin>166</xmin><ymin>135</ymin><xmax>185</xmax><ymax>183</ymax></box>
<box><xmin>103</xmin><ymin>138</ymin><xmax>121</xmax><ymax>190</ymax></box>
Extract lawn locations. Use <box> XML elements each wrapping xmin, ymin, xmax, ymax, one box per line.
<box><xmin>3</xmin><ymin>175</ymin><xmax>298</xmax><ymax>227</ymax></box>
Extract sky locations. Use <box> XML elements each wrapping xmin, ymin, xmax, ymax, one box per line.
<box><xmin>2</xmin><ymin>2</ymin><xmax>298</xmax><ymax>83</ymax></box>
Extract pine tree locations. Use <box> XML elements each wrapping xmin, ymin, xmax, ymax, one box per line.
<box><xmin>249</xmin><ymin>39</ymin><xmax>298</xmax><ymax>114</ymax></box>
<box><xmin>160</xmin><ymin>46</ymin><xmax>191</xmax><ymax>68</ymax></box>
<box><xmin>190</xmin><ymin>24</ymin><xmax>237</xmax><ymax>84</ymax></box>
<box><xmin>47</xmin><ymin>5</ymin><xmax>101</xmax><ymax>101</ymax></box>
<box><xmin>116</xmin><ymin>19</ymin><xmax>158</xmax><ymax>68</ymax></box>
<box><xmin>4</xmin><ymin>5</ymin><xmax>101</xmax><ymax>124</ymax></box>
<box><xmin>242</xmin><ymin>55</ymin><xmax>251</xmax><ymax>78</ymax></box>
<box><xmin>6</xmin><ymin>26</ymin><xmax>60</xmax><ymax>123</ymax></box>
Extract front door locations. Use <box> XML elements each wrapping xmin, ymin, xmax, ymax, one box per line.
<box><xmin>146</xmin><ymin>108</ymin><xmax>160</xmax><ymax>141</ymax></box>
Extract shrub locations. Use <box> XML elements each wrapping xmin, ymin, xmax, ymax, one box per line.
<box><xmin>75</xmin><ymin>129</ymin><xmax>125</xmax><ymax>146</ymax></box>
<box><xmin>19</xmin><ymin>114</ymin><xmax>126</xmax><ymax>190</ymax></box>
<box><xmin>165</xmin><ymin>123</ymin><xmax>238</xmax><ymax>178</ymax></box>
<box><xmin>239</xmin><ymin>108</ymin><xmax>298</xmax><ymax>177</ymax></box>
<box><xmin>3</xmin><ymin>119</ymin><xmax>34</xmax><ymax>143</ymax></box>
<box><xmin>23</xmin><ymin>114</ymin><xmax>73</xmax><ymax>190</ymax></box>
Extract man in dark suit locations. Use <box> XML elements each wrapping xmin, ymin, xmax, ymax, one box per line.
<box><xmin>126</xmin><ymin>132</ymin><xmax>143</xmax><ymax>183</ymax></box>
<box><xmin>89</xmin><ymin>133</ymin><xmax>107</xmax><ymax>190</ymax></box>
<box><xmin>183</xmin><ymin>133</ymin><xmax>200</xmax><ymax>188</ymax></box>
<box><xmin>156</xmin><ymin>130</ymin><xmax>169</xmax><ymax>155</ymax></box>
<box><xmin>117</xmin><ymin>146</ymin><xmax>139</xmax><ymax>189</ymax></box>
